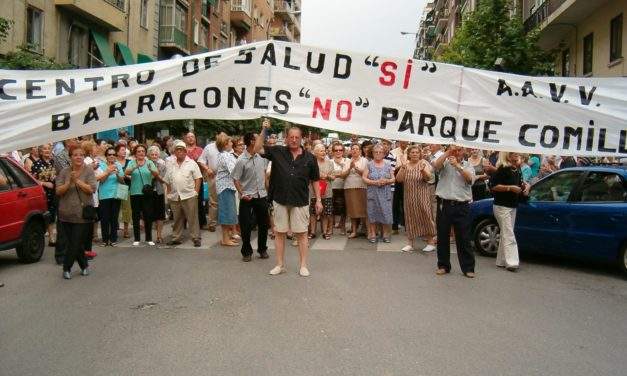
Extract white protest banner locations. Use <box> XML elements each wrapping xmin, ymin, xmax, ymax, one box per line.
<box><xmin>0</xmin><ymin>40</ymin><xmax>626</xmax><ymax>156</ymax></box>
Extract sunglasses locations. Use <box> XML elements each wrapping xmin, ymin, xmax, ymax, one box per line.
<box><xmin>106</xmin><ymin>153</ymin><xmax>116</xmax><ymax>156</ymax></box>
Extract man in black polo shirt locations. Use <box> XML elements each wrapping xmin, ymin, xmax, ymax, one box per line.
<box><xmin>253</xmin><ymin>119</ymin><xmax>322</xmax><ymax>277</ymax></box>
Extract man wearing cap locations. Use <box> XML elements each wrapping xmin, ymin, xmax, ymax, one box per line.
<box><xmin>165</xmin><ymin>140</ymin><xmax>203</xmax><ymax>247</ymax></box>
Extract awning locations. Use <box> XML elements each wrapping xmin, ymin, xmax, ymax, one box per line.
<box><xmin>115</xmin><ymin>42</ymin><xmax>136</xmax><ymax>65</ymax></box>
<box><xmin>90</xmin><ymin>30</ymin><xmax>117</xmax><ymax>67</ymax></box>
<box><xmin>137</xmin><ymin>53</ymin><xmax>156</xmax><ymax>64</ymax></box>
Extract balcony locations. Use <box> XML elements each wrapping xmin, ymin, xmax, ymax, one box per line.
<box><xmin>524</xmin><ymin>0</ymin><xmax>567</xmax><ymax>32</ymax></box>
<box><xmin>220</xmin><ymin>22</ymin><xmax>229</xmax><ymax>38</ymax></box>
<box><xmin>55</xmin><ymin>0</ymin><xmax>126</xmax><ymax>31</ymax></box>
<box><xmin>275</xmin><ymin>0</ymin><xmax>300</xmax><ymax>26</ymax></box>
<box><xmin>231</xmin><ymin>0</ymin><xmax>252</xmax><ymax>31</ymax></box>
<box><xmin>159</xmin><ymin>25</ymin><xmax>188</xmax><ymax>54</ymax></box>
<box><xmin>523</xmin><ymin>0</ymin><xmax>609</xmax><ymax>48</ymax></box>
<box><xmin>269</xmin><ymin>26</ymin><xmax>295</xmax><ymax>42</ymax></box>
<box><xmin>435</xmin><ymin>8</ymin><xmax>449</xmax><ymax>32</ymax></box>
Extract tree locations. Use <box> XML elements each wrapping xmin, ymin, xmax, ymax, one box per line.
<box><xmin>0</xmin><ymin>17</ymin><xmax>12</xmax><ymax>44</ymax></box>
<box><xmin>438</xmin><ymin>0</ymin><xmax>554</xmax><ymax>75</ymax></box>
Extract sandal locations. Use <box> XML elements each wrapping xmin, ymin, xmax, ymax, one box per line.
<box><xmin>323</xmin><ymin>233</ymin><xmax>331</xmax><ymax>240</ymax></box>
<box><xmin>156</xmin><ymin>237</ymin><xmax>163</xmax><ymax>244</ymax></box>
<box><xmin>308</xmin><ymin>233</ymin><xmax>316</xmax><ymax>240</ymax></box>
<box><xmin>347</xmin><ymin>232</ymin><xmax>358</xmax><ymax>239</ymax></box>
<box><xmin>382</xmin><ymin>237</ymin><xmax>391</xmax><ymax>243</ymax></box>
<box><xmin>368</xmin><ymin>238</ymin><xmax>377</xmax><ymax>243</ymax></box>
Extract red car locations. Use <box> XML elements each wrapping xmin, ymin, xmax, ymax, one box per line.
<box><xmin>0</xmin><ymin>156</ymin><xmax>50</xmax><ymax>263</ymax></box>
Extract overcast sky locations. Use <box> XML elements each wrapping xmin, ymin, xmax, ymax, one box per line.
<box><xmin>301</xmin><ymin>0</ymin><xmax>428</xmax><ymax>58</ymax></box>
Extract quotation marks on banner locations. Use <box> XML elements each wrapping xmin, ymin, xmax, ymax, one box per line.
<box><xmin>299</xmin><ymin>87</ymin><xmax>311</xmax><ymax>98</ymax></box>
<box><xmin>421</xmin><ymin>62</ymin><xmax>437</xmax><ymax>73</ymax></box>
<box><xmin>364</xmin><ymin>56</ymin><xmax>380</xmax><ymax>67</ymax></box>
<box><xmin>355</xmin><ymin>97</ymin><xmax>370</xmax><ymax>108</ymax></box>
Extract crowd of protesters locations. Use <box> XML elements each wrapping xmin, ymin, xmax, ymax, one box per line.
<box><xmin>2</xmin><ymin>122</ymin><xmax>622</xmax><ymax>280</ymax></box>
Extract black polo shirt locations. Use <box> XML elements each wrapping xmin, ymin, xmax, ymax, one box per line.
<box><xmin>262</xmin><ymin>145</ymin><xmax>320</xmax><ymax>207</ymax></box>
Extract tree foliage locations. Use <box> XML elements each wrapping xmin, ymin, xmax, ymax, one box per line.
<box><xmin>438</xmin><ymin>0</ymin><xmax>554</xmax><ymax>75</ymax></box>
<box><xmin>0</xmin><ymin>47</ymin><xmax>71</xmax><ymax>70</ymax></box>
<box><xmin>0</xmin><ymin>17</ymin><xmax>12</xmax><ymax>44</ymax></box>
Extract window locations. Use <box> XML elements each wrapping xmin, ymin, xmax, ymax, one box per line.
<box><xmin>200</xmin><ymin>23</ymin><xmax>209</xmax><ymax>48</ymax></box>
<box><xmin>528</xmin><ymin>171</ymin><xmax>582</xmax><ymax>202</ymax></box>
<box><xmin>193</xmin><ymin>20</ymin><xmax>199</xmax><ymax>44</ymax></box>
<box><xmin>610</xmin><ymin>14</ymin><xmax>623</xmax><ymax>62</ymax></box>
<box><xmin>68</xmin><ymin>25</ymin><xmax>88</xmax><ymax>67</ymax></box>
<box><xmin>212</xmin><ymin>34</ymin><xmax>218</xmax><ymax>50</ymax></box>
<box><xmin>561</xmin><ymin>49</ymin><xmax>570</xmax><ymax>77</ymax></box>
<box><xmin>140</xmin><ymin>0</ymin><xmax>149</xmax><ymax>28</ymax></box>
<box><xmin>3</xmin><ymin>160</ymin><xmax>36</xmax><ymax>188</ymax></box>
<box><xmin>26</xmin><ymin>7</ymin><xmax>43</xmax><ymax>53</ymax></box>
<box><xmin>579</xmin><ymin>172</ymin><xmax>626</xmax><ymax>202</ymax></box>
<box><xmin>175</xmin><ymin>2</ymin><xmax>188</xmax><ymax>31</ymax></box>
<box><xmin>0</xmin><ymin>165</ymin><xmax>12</xmax><ymax>192</ymax></box>
<box><xmin>583</xmin><ymin>33</ymin><xmax>593</xmax><ymax>75</ymax></box>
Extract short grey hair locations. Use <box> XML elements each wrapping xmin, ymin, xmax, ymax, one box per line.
<box><xmin>147</xmin><ymin>145</ymin><xmax>161</xmax><ymax>156</ymax></box>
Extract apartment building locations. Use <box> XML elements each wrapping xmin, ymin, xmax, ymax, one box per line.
<box><xmin>0</xmin><ymin>0</ymin><xmax>159</xmax><ymax>67</ymax></box>
<box><xmin>522</xmin><ymin>0</ymin><xmax>626</xmax><ymax>77</ymax></box>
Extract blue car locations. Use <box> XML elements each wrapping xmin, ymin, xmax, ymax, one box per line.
<box><xmin>469</xmin><ymin>166</ymin><xmax>627</xmax><ymax>275</ymax></box>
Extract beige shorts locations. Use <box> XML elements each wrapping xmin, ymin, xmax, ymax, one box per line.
<box><xmin>272</xmin><ymin>201</ymin><xmax>309</xmax><ymax>233</ymax></box>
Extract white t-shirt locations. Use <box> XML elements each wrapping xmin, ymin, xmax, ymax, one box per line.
<box><xmin>84</xmin><ymin>156</ymin><xmax>103</xmax><ymax>207</ymax></box>
<box><xmin>199</xmin><ymin>142</ymin><xmax>219</xmax><ymax>171</ymax></box>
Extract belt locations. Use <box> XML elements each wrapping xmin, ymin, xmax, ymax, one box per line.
<box><xmin>438</xmin><ymin>198</ymin><xmax>470</xmax><ymax>206</ymax></box>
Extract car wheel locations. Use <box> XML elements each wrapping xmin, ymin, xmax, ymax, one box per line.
<box><xmin>15</xmin><ymin>220</ymin><xmax>45</xmax><ymax>263</ymax></box>
<box><xmin>619</xmin><ymin>244</ymin><xmax>627</xmax><ymax>277</ymax></box>
<box><xmin>473</xmin><ymin>218</ymin><xmax>500</xmax><ymax>257</ymax></box>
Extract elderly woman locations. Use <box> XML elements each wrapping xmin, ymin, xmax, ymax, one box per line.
<box><xmin>330</xmin><ymin>141</ymin><xmax>349</xmax><ymax>235</ymax></box>
<box><xmin>125</xmin><ymin>144</ymin><xmax>159</xmax><ymax>246</ymax></box>
<box><xmin>396</xmin><ymin>145</ymin><xmax>437</xmax><ymax>252</ymax></box>
<box><xmin>82</xmin><ymin>140</ymin><xmax>100</xmax><ymax>258</ymax></box>
<box><xmin>215</xmin><ymin>133</ymin><xmax>239</xmax><ymax>246</ymax></box>
<box><xmin>343</xmin><ymin>144</ymin><xmax>368</xmax><ymax>238</ymax></box>
<box><xmin>147</xmin><ymin>145</ymin><xmax>168</xmax><ymax>244</ymax></box>
<box><xmin>309</xmin><ymin>143</ymin><xmax>334</xmax><ymax>239</ymax></box>
<box><xmin>468</xmin><ymin>148</ymin><xmax>490</xmax><ymax>201</ymax></box>
<box><xmin>362</xmin><ymin>144</ymin><xmax>395</xmax><ymax>243</ymax></box>
<box><xmin>116</xmin><ymin>144</ymin><xmax>132</xmax><ymax>238</ymax></box>
<box><xmin>31</xmin><ymin>144</ymin><xmax>57</xmax><ymax>246</ymax></box>
<box><xmin>55</xmin><ymin>144</ymin><xmax>97</xmax><ymax>279</ymax></box>
<box><xmin>96</xmin><ymin>147</ymin><xmax>124</xmax><ymax>246</ymax></box>
<box><xmin>23</xmin><ymin>146</ymin><xmax>40</xmax><ymax>173</ymax></box>
<box><xmin>490</xmin><ymin>152</ymin><xmax>530</xmax><ymax>271</ymax></box>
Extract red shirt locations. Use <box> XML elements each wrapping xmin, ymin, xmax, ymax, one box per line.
<box><xmin>186</xmin><ymin>146</ymin><xmax>203</xmax><ymax>162</ymax></box>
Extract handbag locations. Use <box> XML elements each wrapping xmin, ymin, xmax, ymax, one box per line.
<box><xmin>75</xmin><ymin>186</ymin><xmax>97</xmax><ymax>221</ymax></box>
<box><xmin>138</xmin><ymin>162</ymin><xmax>156</xmax><ymax>196</ymax></box>
<box><xmin>115</xmin><ymin>183</ymin><xmax>129</xmax><ymax>200</ymax></box>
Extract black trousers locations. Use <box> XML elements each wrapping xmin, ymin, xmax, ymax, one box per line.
<box><xmin>239</xmin><ymin>197</ymin><xmax>269</xmax><ymax>257</ymax></box>
<box><xmin>392</xmin><ymin>182</ymin><xmax>404</xmax><ymax>230</ymax></box>
<box><xmin>436</xmin><ymin>199</ymin><xmax>475</xmax><ymax>273</ymax></box>
<box><xmin>59</xmin><ymin>221</ymin><xmax>90</xmax><ymax>272</ymax></box>
<box><xmin>130</xmin><ymin>195</ymin><xmax>153</xmax><ymax>242</ymax></box>
<box><xmin>198</xmin><ymin>187</ymin><xmax>207</xmax><ymax>227</ymax></box>
<box><xmin>55</xmin><ymin>217</ymin><xmax>67</xmax><ymax>264</ymax></box>
<box><xmin>99</xmin><ymin>198</ymin><xmax>121</xmax><ymax>243</ymax></box>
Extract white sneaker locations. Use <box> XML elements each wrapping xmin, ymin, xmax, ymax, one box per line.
<box><xmin>132</xmin><ymin>241</ymin><xmax>140</xmax><ymax>246</ymax></box>
<box><xmin>401</xmin><ymin>245</ymin><xmax>414</xmax><ymax>252</ymax></box>
<box><xmin>147</xmin><ymin>241</ymin><xmax>156</xmax><ymax>246</ymax></box>
<box><xmin>299</xmin><ymin>266</ymin><xmax>310</xmax><ymax>277</ymax></box>
<box><xmin>422</xmin><ymin>244</ymin><xmax>436</xmax><ymax>252</ymax></box>
<box><xmin>269</xmin><ymin>265</ymin><xmax>286</xmax><ymax>275</ymax></box>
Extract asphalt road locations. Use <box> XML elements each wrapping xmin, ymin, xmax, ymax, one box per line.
<box><xmin>1</xmin><ymin>229</ymin><xmax>626</xmax><ymax>376</ymax></box>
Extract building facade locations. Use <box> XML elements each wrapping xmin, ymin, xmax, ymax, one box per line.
<box><xmin>522</xmin><ymin>0</ymin><xmax>626</xmax><ymax>77</ymax></box>
<box><xmin>0</xmin><ymin>0</ymin><xmax>159</xmax><ymax>67</ymax></box>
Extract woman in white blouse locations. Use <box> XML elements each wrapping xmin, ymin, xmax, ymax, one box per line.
<box><xmin>215</xmin><ymin>133</ymin><xmax>239</xmax><ymax>246</ymax></box>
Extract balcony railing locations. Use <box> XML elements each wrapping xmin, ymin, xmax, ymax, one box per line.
<box><xmin>104</xmin><ymin>0</ymin><xmax>125</xmax><ymax>11</ymax></box>
<box><xmin>231</xmin><ymin>0</ymin><xmax>252</xmax><ymax>15</ymax></box>
<box><xmin>159</xmin><ymin>25</ymin><xmax>188</xmax><ymax>52</ymax></box>
<box><xmin>220</xmin><ymin>21</ymin><xmax>229</xmax><ymax>37</ymax></box>
<box><xmin>270</xmin><ymin>26</ymin><xmax>294</xmax><ymax>41</ymax></box>
<box><xmin>274</xmin><ymin>0</ymin><xmax>293</xmax><ymax>13</ymax></box>
<box><xmin>524</xmin><ymin>0</ymin><xmax>567</xmax><ymax>32</ymax></box>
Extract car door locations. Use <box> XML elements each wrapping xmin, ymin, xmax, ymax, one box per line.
<box><xmin>2</xmin><ymin>158</ymin><xmax>42</xmax><ymax>215</ymax></box>
<box><xmin>0</xmin><ymin>160</ymin><xmax>22</xmax><ymax>244</ymax></box>
<box><xmin>515</xmin><ymin>170</ymin><xmax>584</xmax><ymax>255</ymax></box>
<box><xmin>565</xmin><ymin>171</ymin><xmax>627</xmax><ymax>262</ymax></box>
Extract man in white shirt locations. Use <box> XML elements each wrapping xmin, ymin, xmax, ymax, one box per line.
<box><xmin>165</xmin><ymin>140</ymin><xmax>203</xmax><ymax>247</ymax></box>
<box><xmin>198</xmin><ymin>135</ymin><xmax>221</xmax><ymax>232</ymax></box>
